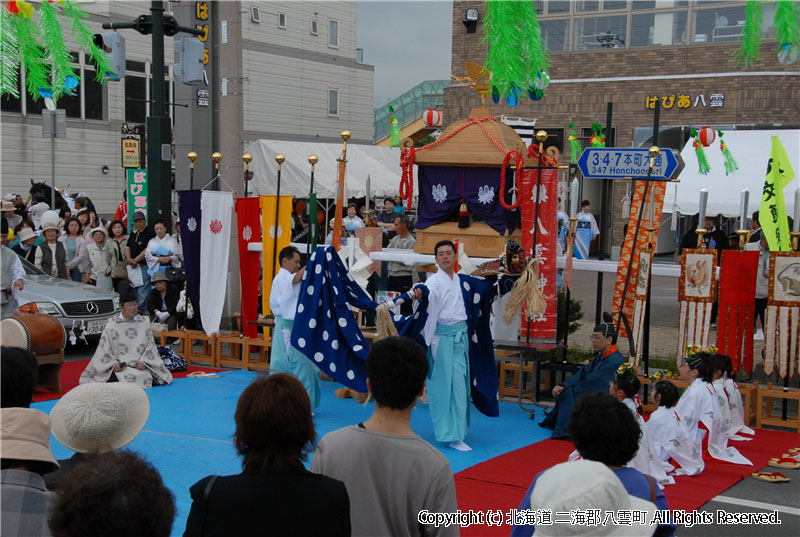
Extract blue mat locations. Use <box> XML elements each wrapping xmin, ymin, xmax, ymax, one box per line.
<box><xmin>33</xmin><ymin>370</ymin><xmax>552</xmax><ymax>536</ymax></box>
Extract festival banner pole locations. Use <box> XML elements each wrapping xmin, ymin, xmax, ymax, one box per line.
<box><xmin>308</xmin><ymin>154</ymin><xmax>319</xmax><ymax>258</ymax></box>
<box><xmin>242</xmin><ymin>153</ymin><xmax>253</xmax><ymax>198</ymax></box>
<box><xmin>187</xmin><ymin>152</ymin><xmax>197</xmax><ymax>190</ymax></box>
<box><xmin>272</xmin><ymin>154</ymin><xmax>285</xmax><ymax>284</ymax></box>
<box><xmin>332</xmin><ymin>130</ymin><xmax>351</xmax><ymax>250</ymax></box>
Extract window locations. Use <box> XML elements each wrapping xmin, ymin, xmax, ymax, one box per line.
<box><xmin>541</xmin><ymin>19</ymin><xmax>569</xmax><ymax>51</ymax></box>
<box><xmin>251</xmin><ymin>6</ymin><xmax>261</xmax><ymax>23</ymax></box>
<box><xmin>693</xmin><ymin>6</ymin><xmax>746</xmax><ymax>43</ymax></box>
<box><xmin>311</xmin><ymin>19</ymin><xmax>318</xmax><ymax>35</ymax></box>
<box><xmin>278</xmin><ymin>13</ymin><xmax>286</xmax><ymax>29</ymax></box>
<box><xmin>125</xmin><ymin>75</ymin><xmax>146</xmax><ymax>124</ymax></box>
<box><xmin>632</xmin><ymin>1</ymin><xmax>686</xmax><ymax>9</ymax></box>
<box><xmin>631</xmin><ymin>11</ymin><xmax>688</xmax><ymax>47</ymax></box>
<box><xmin>1</xmin><ymin>77</ymin><xmax>22</xmax><ymax>113</ymax></box>
<box><xmin>356</xmin><ymin>48</ymin><xmax>364</xmax><ymax>63</ymax></box>
<box><xmin>574</xmin><ymin>15</ymin><xmax>627</xmax><ymax>50</ymax></box>
<box><xmin>328</xmin><ymin>88</ymin><xmax>339</xmax><ymax>116</ymax></box>
<box><xmin>602</xmin><ymin>0</ymin><xmax>629</xmax><ymax>10</ymax></box>
<box><xmin>60</xmin><ymin>53</ymin><xmax>82</xmax><ymax>119</ymax></box>
<box><xmin>329</xmin><ymin>19</ymin><xmax>339</xmax><ymax>48</ymax></box>
<box><xmin>576</xmin><ymin>1</ymin><xmax>598</xmax><ymax>13</ymax></box>
<box><xmin>547</xmin><ymin>1</ymin><xmax>571</xmax><ymax>14</ymax></box>
<box><xmin>83</xmin><ymin>69</ymin><xmax>104</xmax><ymax>120</ymax></box>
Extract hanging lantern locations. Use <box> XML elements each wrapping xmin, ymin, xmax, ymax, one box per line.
<box><xmin>698</xmin><ymin>126</ymin><xmax>716</xmax><ymax>147</ymax></box>
<box><xmin>423</xmin><ymin>108</ymin><xmax>441</xmax><ymax>128</ymax></box>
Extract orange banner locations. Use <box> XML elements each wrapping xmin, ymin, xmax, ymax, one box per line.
<box><xmin>611</xmin><ymin>181</ymin><xmax>666</xmax><ymax>336</ymax></box>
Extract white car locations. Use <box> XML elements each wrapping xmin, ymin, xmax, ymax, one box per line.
<box><xmin>15</xmin><ymin>253</ymin><xmax>119</xmax><ymax>342</ymax></box>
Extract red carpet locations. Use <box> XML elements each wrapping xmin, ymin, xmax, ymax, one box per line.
<box><xmin>32</xmin><ymin>359</ymin><xmax>224</xmax><ymax>403</ymax></box>
<box><xmin>455</xmin><ymin>431</ymin><xmax>800</xmax><ymax>536</ymax></box>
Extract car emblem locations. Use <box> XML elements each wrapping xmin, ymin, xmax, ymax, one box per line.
<box><xmin>86</xmin><ymin>302</ymin><xmax>99</xmax><ymax>315</ymax></box>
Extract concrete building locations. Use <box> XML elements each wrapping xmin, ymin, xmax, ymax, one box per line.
<box><xmin>446</xmin><ymin>0</ymin><xmax>800</xmax><ymax>251</ymax></box>
<box><xmin>1</xmin><ymin>1</ymin><xmax>374</xmax><ymax>215</ymax></box>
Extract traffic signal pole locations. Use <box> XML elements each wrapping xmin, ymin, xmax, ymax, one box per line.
<box><xmin>103</xmin><ymin>0</ymin><xmax>203</xmax><ymax>232</ymax></box>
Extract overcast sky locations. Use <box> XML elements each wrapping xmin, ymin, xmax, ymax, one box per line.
<box><xmin>356</xmin><ymin>1</ymin><xmax>453</xmax><ymax>108</ymax></box>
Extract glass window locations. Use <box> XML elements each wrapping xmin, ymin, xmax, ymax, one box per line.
<box><xmin>547</xmin><ymin>0</ymin><xmax>571</xmax><ymax>14</ymax></box>
<box><xmin>632</xmin><ymin>1</ymin><xmax>687</xmax><ymax>9</ymax></box>
<box><xmin>574</xmin><ymin>15</ymin><xmax>628</xmax><ymax>49</ymax></box>
<box><xmin>26</xmin><ymin>92</ymin><xmax>46</xmax><ymax>117</ymax></box>
<box><xmin>541</xmin><ymin>19</ymin><xmax>569</xmax><ymax>51</ymax></box>
<box><xmin>534</xmin><ymin>1</ymin><xmax>543</xmax><ymax>15</ymax></box>
<box><xmin>329</xmin><ymin>20</ymin><xmax>339</xmax><ymax>48</ymax></box>
<box><xmin>60</xmin><ymin>84</ymin><xmax>81</xmax><ymax>119</ymax></box>
<box><xmin>693</xmin><ymin>6</ymin><xmax>746</xmax><ymax>43</ymax></box>
<box><xmin>576</xmin><ymin>1</ymin><xmax>599</xmax><ymax>12</ymax></box>
<box><xmin>328</xmin><ymin>89</ymin><xmax>339</xmax><ymax>116</ymax></box>
<box><xmin>602</xmin><ymin>0</ymin><xmax>628</xmax><ymax>10</ymax></box>
<box><xmin>84</xmin><ymin>69</ymin><xmax>104</xmax><ymax>120</ymax></box>
<box><xmin>311</xmin><ymin>20</ymin><xmax>318</xmax><ymax>35</ymax></box>
<box><xmin>278</xmin><ymin>13</ymin><xmax>286</xmax><ymax>29</ymax></box>
<box><xmin>126</xmin><ymin>60</ymin><xmax>146</xmax><ymax>73</ymax></box>
<box><xmin>1</xmin><ymin>78</ymin><xmax>22</xmax><ymax>113</ymax></box>
<box><xmin>631</xmin><ymin>11</ymin><xmax>688</xmax><ymax>47</ymax></box>
<box><xmin>125</xmin><ymin>75</ymin><xmax>146</xmax><ymax>124</ymax></box>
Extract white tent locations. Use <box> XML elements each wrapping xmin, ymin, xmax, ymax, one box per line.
<box><xmin>663</xmin><ymin>129</ymin><xmax>799</xmax><ymax>218</ymax></box>
<box><xmin>244</xmin><ymin>139</ymin><xmax>415</xmax><ymax>200</ymax></box>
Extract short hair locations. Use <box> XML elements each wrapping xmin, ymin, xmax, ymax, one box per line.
<box><xmin>434</xmin><ymin>240</ymin><xmax>456</xmax><ymax>256</ymax></box>
<box><xmin>58</xmin><ymin>205</ymin><xmax>71</xmax><ymax>218</ymax></box>
<box><xmin>63</xmin><ymin>217</ymin><xmax>81</xmax><ymax>233</ymax></box>
<box><xmin>1</xmin><ymin>347</ymin><xmax>38</xmax><ymax>408</ymax></box>
<box><xmin>752</xmin><ymin>210</ymin><xmax>759</xmax><ymax>224</ymax></box>
<box><xmin>366</xmin><ymin>337</ymin><xmax>428</xmax><ymax>410</ymax></box>
<box><xmin>234</xmin><ymin>374</ymin><xmax>315</xmax><ymax>473</ymax></box>
<box><xmin>384</xmin><ymin>197</ymin><xmax>394</xmax><ymax>205</ymax></box>
<box><xmin>347</xmin><ymin>203</ymin><xmax>357</xmax><ymax>210</ymax></box>
<box><xmin>613</xmin><ymin>370</ymin><xmax>640</xmax><ymax>399</ymax></box>
<box><xmin>394</xmin><ymin>214</ymin><xmax>410</xmax><ymax>228</ymax></box>
<box><xmin>108</xmin><ymin>219</ymin><xmax>127</xmax><ymax>237</ymax></box>
<box><xmin>592</xmin><ymin>313</ymin><xmax>618</xmax><ymax>344</ymax></box>
<box><xmin>568</xmin><ymin>392</ymin><xmax>641</xmax><ymax>467</ymax></box>
<box><xmin>581</xmin><ymin>200</ymin><xmax>591</xmax><ymax>207</ymax></box>
<box><xmin>278</xmin><ymin>245</ymin><xmax>299</xmax><ymax>265</ymax></box>
<box><xmin>73</xmin><ymin>196</ymin><xmax>89</xmax><ymax>209</ymax></box>
<box><xmin>654</xmin><ymin>380</ymin><xmax>679</xmax><ymax>408</ymax></box>
<box><xmin>48</xmin><ymin>451</ymin><xmax>175</xmax><ymax>537</ymax></box>
<box><xmin>152</xmin><ymin>218</ymin><xmax>166</xmax><ymax>228</ymax></box>
<box><xmin>14</xmin><ymin>219</ymin><xmax>34</xmax><ymax>233</ymax></box>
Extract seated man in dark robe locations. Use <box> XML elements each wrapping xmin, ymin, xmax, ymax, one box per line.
<box><xmin>540</xmin><ymin>314</ymin><xmax>625</xmax><ymax>439</ymax></box>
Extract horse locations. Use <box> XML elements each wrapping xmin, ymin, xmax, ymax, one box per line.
<box><xmin>29</xmin><ymin>180</ymin><xmax>67</xmax><ymax>211</ymax></box>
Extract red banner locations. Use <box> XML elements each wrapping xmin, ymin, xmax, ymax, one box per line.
<box><xmin>611</xmin><ymin>181</ymin><xmax>666</xmax><ymax>336</ymax></box>
<box><xmin>717</xmin><ymin>250</ymin><xmax>759</xmax><ymax>373</ymax></box>
<box><xmin>519</xmin><ymin>168</ymin><xmax>558</xmax><ymax>340</ymax></box>
<box><xmin>235</xmin><ymin>197</ymin><xmax>262</xmax><ymax>338</ymax></box>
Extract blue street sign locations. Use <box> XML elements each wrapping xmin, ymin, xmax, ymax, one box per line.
<box><xmin>577</xmin><ymin>147</ymin><xmax>683</xmax><ymax>180</ymax></box>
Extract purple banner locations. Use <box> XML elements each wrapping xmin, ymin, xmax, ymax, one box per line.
<box><xmin>178</xmin><ymin>190</ymin><xmax>202</xmax><ymax>329</ymax></box>
<box><xmin>415</xmin><ymin>165</ymin><xmax>517</xmax><ymax>235</ymax></box>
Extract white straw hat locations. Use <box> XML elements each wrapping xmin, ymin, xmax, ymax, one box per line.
<box><xmin>49</xmin><ymin>383</ymin><xmax>150</xmax><ymax>453</ymax></box>
<box><xmin>531</xmin><ymin>460</ymin><xmax>657</xmax><ymax>537</ymax></box>
<box><xmin>16</xmin><ymin>228</ymin><xmax>36</xmax><ymax>243</ymax></box>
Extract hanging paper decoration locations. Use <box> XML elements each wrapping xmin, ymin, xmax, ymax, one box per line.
<box><xmin>732</xmin><ymin>0</ymin><xmax>763</xmax><ymax>69</ymax></box>
<box><xmin>388</xmin><ymin>105</ymin><xmax>401</xmax><ymax>147</ymax></box>
<box><xmin>1</xmin><ymin>0</ymin><xmax>113</xmax><ymax>102</ymax></box>
<box><xmin>567</xmin><ymin>121</ymin><xmax>579</xmax><ymax>163</ymax></box>
<box><xmin>698</xmin><ymin>126</ymin><xmax>716</xmax><ymax>147</ymax></box>
<box><xmin>589</xmin><ymin>123</ymin><xmax>605</xmax><ymax>147</ymax></box>
<box><xmin>774</xmin><ymin>0</ymin><xmax>800</xmax><ymax>65</ymax></box>
<box><xmin>423</xmin><ymin>108</ymin><xmax>440</xmax><ymax>128</ymax></box>
<box><xmin>690</xmin><ymin>128</ymin><xmax>711</xmax><ymax>175</ymax></box>
<box><xmin>482</xmin><ymin>0</ymin><xmax>550</xmax><ymax>106</ymax></box>
<box><xmin>718</xmin><ymin>130</ymin><xmax>739</xmax><ymax>175</ymax></box>
<box><xmin>764</xmin><ymin>252</ymin><xmax>800</xmax><ymax>378</ymax></box>
<box><xmin>527</xmin><ymin>86</ymin><xmax>543</xmax><ymax>101</ymax></box>
<box><xmin>676</xmin><ymin>249</ymin><xmax>718</xmax><ymax>366</ymax></box>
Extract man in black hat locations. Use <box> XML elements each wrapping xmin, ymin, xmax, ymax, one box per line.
<box><xmin>125</xmin><ymin>211</ymin><xmax>156</xmax><ymax>313</ymax></box>
<box><xmin>539</xmin><ymin>314</ymin><xmax>626</xmax><ymax>439</ymax></box>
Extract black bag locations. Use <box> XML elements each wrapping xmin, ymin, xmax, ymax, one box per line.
<box><xmin>166</xmin><ymin>267</ymin><xmax>186</xmax><ymax>283</ymax></box>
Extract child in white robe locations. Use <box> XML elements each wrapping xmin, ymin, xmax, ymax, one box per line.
<box><xmin>610</xmin><ymin>367</ymin><xmax>673</xmax><ymax>486</ymax></box>
<box><xmin>675</xmin><ymin>352</ymin><xmax>752</xmax><ymax>466</ymax></box>
<box><xmin>644</xmin><ymin>380</ymin><xmax>704</xmax><ymax>476</ymax></box>
<box><xmin>716</xmin><ymin>354</ymin><xmax>755</xmax><ymax>438</ymax></box>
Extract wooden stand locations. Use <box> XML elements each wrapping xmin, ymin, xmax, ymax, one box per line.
<box><xmin>242</xmin><ymin>335</ymin><xmax>271</xmax><ymax>372</ymax></box>
<box><xmin>37</xmin><ymin>349</ymin><xmax>64</xmax><ymax>394</ymax></box>
<box><xmin>757</xmin><ymin>383</ymin><xmax>800</xmax><ymax>433</ymax></box>
<box><xmin>415</xmin><ymin>222</ymin><xmax>520</xmax><ymax>258</ymax></box>
<box><xmin>216</xmin><ymin>332</ymin><xmax>247</xmax><ymax>369</ymax></box>
<box><xmin>739</xmin><ymin>382</ymin><xmax>758</xmax><ymax>427</ymax></box>
<box><xmin>184</xmin><ymin>330</ymin><xmax>217</xmax><ymax>367</ymax></box>
<box><xmin>160</xmin><ymin>327</ymin><xmax>187</xmax><ymax>354</ymax></box>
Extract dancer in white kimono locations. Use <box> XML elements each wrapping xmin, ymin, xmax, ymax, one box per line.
<box><xmin>715</xmin><ymin>354</ymin><xmax>755</xmax><ymax>438</ymax></box>
<box><xmin>610</xmin><ymin>368</ymin><xmax>673</xmax><ymax>486</ymax></box>
<box><xmin>79</xmin><ymin>283</ymin><xmax>173</xmax><ymax>388</ymax></box>
<box><xmin>675</xmin><ymin>352</ymin><xmax>751</xmax><ymax>466</ymax></box>
<box><xmin>644</xmin><ymin>380</ymin><xmax>704</xmax><ymax>476</ymax></box>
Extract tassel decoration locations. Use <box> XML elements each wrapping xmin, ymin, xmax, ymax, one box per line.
<box><xmin>38</xmin><ymin>0</ymin><xmax>79</xmax><ymax>101</ymax></box>
<box><xmin>690</xmin><ymin>128</ymin><xmax>710</xmax><ymax>175</ymax></box>
<box><xmin>732</xmin><ymin>0</ymin><xmax>763</xmax><ymax>69</ymax></box>
<box><xmin>568</xmin><ymin>121</ymin><xmax>579</xmax><ymax>163</ymax></box>
<box><xmin>504</xmin><ymin>258</ymin><xmax>548</xmax><ymax>323</ymax></box>
<box><xmin>0</xmin><ymin>7</ymin><xmax>20</xmax><ymax>98</ymax></box>
<box><xmin>718</xmin><ymin>131</ymin><xmax>739</xmax><ymax>175</ymax></box>
<box><xmin>458</xmin><ymin>200</ymin><xmax>470</xmax><ymax>229</ymax></box>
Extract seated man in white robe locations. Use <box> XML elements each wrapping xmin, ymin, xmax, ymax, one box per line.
<box><xmin>79</xmin><ymin>282</ymin><xmax>173</xmax><ymax>388</ymax></box>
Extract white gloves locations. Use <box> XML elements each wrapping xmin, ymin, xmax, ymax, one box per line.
<box><xmin>156</xmin><ymin>311</ymin><xmax>170</xmax><ymax>322</ymax></box>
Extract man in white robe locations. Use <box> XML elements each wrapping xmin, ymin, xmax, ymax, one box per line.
<box><xmin>1</xmin><ymin>217</ymin><xmax>25</xmax><ymax>319</ymax></box>
<box><xmin>79</xmin><ymin>283</ymin><xmax>172</xmax><ymax>388</ymax></box>
<box><xmin>270</xmin><ymin>246</ymin><xmax>320</xmax><ymax>408</ymax></box>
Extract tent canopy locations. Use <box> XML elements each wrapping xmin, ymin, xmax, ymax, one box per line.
<box><xmin>663</xmin><ymin>129</ymin><xmax>799</xmax><ymax>218</ymax></box>
<box><xmin>245</xmin><ymin>139</ymin><xmax>414</xmax><ymax>200</ymax></box>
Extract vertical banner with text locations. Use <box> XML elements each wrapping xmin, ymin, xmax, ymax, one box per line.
<box><xmin>127</xmin><ymin>169</ymin><xmax>148</xmax><ymax>230</ymax></box>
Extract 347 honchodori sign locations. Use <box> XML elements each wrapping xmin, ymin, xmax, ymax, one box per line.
<box><xmin>127</xmin><ymin>169</ymin><xmax>148</xmax><ymax>229</ymax></box>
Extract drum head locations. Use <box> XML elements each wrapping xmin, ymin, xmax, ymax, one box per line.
<box><xmin>1</xmin><ymin>318</ymin><xmax>31</xmax><ymax>350</ymax></box>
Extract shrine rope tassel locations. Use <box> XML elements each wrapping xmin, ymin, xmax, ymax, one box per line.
<box><xmin>504</xmin><ymin>258</ymin><xmax>547</xmax><ymax>323</ymax></box>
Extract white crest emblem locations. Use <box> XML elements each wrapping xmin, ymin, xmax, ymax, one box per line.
<box><xmin>269</xmin><ymin>225</ymin><xmax>282</xmax><ymax>238</ymax></box>
<box><xmin>478</xmin><ymin>185</ymin><xmax>495</xmax><ymax>205</ymax></box>
<box><xmin>242</xmin><ymin>225</ymin><xmax>252</xmax><ymax>241</ymax></box>
<box><xmin>432</xmin><ymin>184</ymin><xmax>447</xmax><ymax>203</ymax></box>
<box><xmin>186</xmin><ymin>217</ymin><xmax>197</xmax><ymax>232</ymax></box>
<box><xmin>531</xmin><ymin>184</ymin><xmax>548</xmax><ymax>204</ymax></box>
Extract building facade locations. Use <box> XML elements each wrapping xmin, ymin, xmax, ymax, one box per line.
<box><xmin>447</xmin><ymin>0</ymin><xmax>800</xmax><ymax>250</ymax></box>
<box><xmin>1</xmin><ymin>1</ymin><xmax>374</xmax><ymax>214</ymax></box>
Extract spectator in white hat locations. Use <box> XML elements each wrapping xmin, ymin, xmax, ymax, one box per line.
<box><xmin>1</xmin><ymin>407</ymin><xmax>60</xmax><ymax>537</ymax></box>
<box><xmin>34</xmin><ymin>212</ymin><xmax>69</xmax><ymax>279</ymax></box>
<box><xmin>11</xmin><ymin>227</ymin><xmax>38</xmax><ymax>264</ymax></box>
<box><xmin>3</xmin><ymin>201</ymin><xmax>21</xmax><ymax>230</ymax></box>
<box><xmin>44</xmin><ymin>382</ymin><xmax>150</xmax><ymax>491</ymax></box>
<box><xmin>85</xmin><ymin>226</ymin><xmax>116</xmax><ymax>288</ymax></box>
